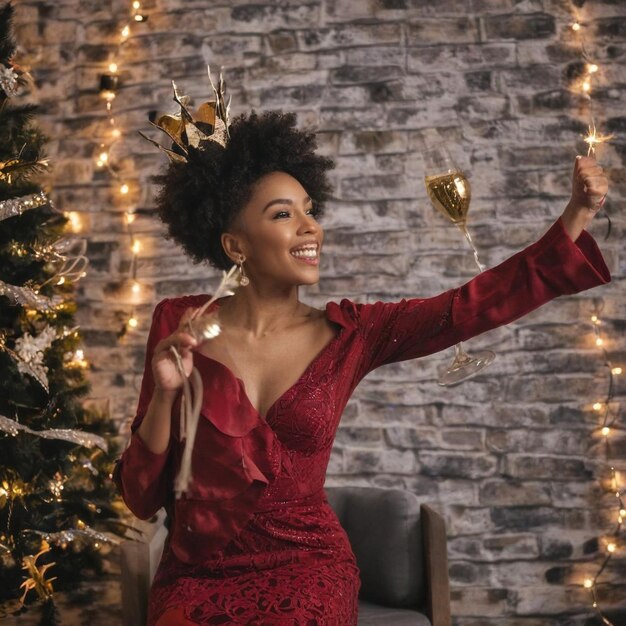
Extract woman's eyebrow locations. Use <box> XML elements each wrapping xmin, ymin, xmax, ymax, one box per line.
<box><xmin>262</xmin><ymin>196</ymin><xmax>312</xmax><ymax>212</ymax></box>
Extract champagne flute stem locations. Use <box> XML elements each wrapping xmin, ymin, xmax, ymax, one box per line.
<box><xmin>453</xmin><ymin>342</ymin><xmax>472</xmax><ymax>366</ymax></box>
<box><xmin>458</xmin><ymin>223</ymin><xmax>486</xmax><ymax>273</ymax></box>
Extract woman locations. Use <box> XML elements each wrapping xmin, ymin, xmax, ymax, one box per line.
<box><xmin>114</xmin><ymin>110</ymin><xmax>610</xmax><ymax>625</ymax></box>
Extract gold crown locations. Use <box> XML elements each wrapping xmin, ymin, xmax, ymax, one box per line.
<box><xmin>138</xmin><ymin>65</ymin><xmax>231</xmax><ymax>163</ymax></box>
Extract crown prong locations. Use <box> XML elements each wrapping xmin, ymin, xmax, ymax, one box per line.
<box><xmin>137</xmin><ymin>130</ymin><xmax>188</xmax><ymax>163</ymax></box>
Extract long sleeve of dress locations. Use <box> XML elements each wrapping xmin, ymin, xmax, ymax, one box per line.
<box><xmin>113</xmin><ymin>298</ymin><xmax>175</xmax><ymax>519</ymax></box>
<box><xmin>338</xmin><ymin>217</ymin><xmax>610</xmax><ymax>382</ymax></box>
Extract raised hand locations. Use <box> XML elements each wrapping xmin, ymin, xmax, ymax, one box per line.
<box><xmin>152</xmin><ymin>307</ymin><xmax>199</xmax><ymax>394</ymax></box>
<box><xmin>561</xmin><ymin>155</ymin><xmax>609</xmax><ymax>241</ymax></box>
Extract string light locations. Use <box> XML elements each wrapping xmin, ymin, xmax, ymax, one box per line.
<box><xmin>583</xmin><ymin>303</ymin><xmax>623</xmax><ymax>624</ymax></box>
<box><xmin>568</xmin><ymin>6</ymin><xmax>622</xmax><ymax>621</ymax></box>
<box><xmin>91</xmin><ymin>2</ymin><xmax>150</xmax><ymax>338</ymax></box>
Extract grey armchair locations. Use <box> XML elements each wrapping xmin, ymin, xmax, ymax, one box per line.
<box><xmin>120</xmin><ymin>486</ymin><xmax>451</xmax><ymax>625</ymax></box>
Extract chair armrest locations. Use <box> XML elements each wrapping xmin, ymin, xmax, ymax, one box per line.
<box><xmin>421</xmin><ymin>504</ymin><xmax>451</xmax><ymax>626</ymax></box>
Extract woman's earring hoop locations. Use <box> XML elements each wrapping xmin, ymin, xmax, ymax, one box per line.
<box><xmin>237</xmin><ymin>256</ymin><xmax>249</xmax><ymax>286</ymax></box>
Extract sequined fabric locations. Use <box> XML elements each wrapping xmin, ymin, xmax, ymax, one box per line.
<box><xmin>114</xmin><ymin>218</ymin><xmax>609</xmax><ymax>625</ymax></box>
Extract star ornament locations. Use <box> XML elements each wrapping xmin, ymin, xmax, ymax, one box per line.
<box><xmin>19</xmin><ymin>540</ymin><xmax>57</xmax><ymax>604</ymax></box>
<box><xmin>584</xmin><ymin>123</ymin><xmax>615</xmax><ymax>156</ymax></box>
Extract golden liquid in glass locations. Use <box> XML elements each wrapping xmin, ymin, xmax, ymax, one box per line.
<box><xmin>425</xmin><ymin>171</ymin><xmax>471</xmax><ymax>225</ymax></box>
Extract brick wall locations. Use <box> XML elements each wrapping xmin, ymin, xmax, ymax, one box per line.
<box><xmin>13</xmin><ymin>0</ymin><xmax>626</xmax><ymax>623</ymax></box>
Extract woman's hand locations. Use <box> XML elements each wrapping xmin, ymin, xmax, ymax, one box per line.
<box><xmin>152</xmin><ymin>307</ymin><xmax>199</xmax><ymax>394</ymax></box>
<box><xmin>560</xmin><ymin>155</ymin><xmax>609</xmax><ymax>241</ymax></box>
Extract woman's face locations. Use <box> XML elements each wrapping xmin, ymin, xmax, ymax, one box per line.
<box><xmin>222</xmin><ymin>171</ymin><xmax>324</xmax><ymax>287</ymax></box>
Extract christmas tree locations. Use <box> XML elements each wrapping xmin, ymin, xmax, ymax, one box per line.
<box><xmin>0</xmin><ymin>2</ymin><xmax>125</xmax><ymax>621</ymax></box>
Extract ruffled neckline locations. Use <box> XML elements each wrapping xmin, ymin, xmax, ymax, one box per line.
<box><xmin>191</xmin><ymin>296</ymin><xmax>349</xmax><ymax>424</ymax></box>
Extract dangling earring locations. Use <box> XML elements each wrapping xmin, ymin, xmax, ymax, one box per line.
<box><xmin>237</xmin><ymin>255</ymin><xmax>249</xmax><ymax>286</ymax></box>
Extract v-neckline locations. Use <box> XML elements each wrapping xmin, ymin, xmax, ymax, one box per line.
<box><xmin>193</xmin><ymin>296</ymin><xmax>344</xmax><ymax>422</ymax></box>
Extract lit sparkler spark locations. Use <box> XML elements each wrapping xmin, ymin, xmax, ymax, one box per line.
<box><xmin>584</xmin><ymin>123</ymin><xmax>615</xmax><ymax>156</ymax></box>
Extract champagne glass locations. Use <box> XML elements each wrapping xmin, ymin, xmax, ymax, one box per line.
<box><xmin>423</xmin><ymin>140</ymin><xmax>496</xmax><ymax>386</ymax></box>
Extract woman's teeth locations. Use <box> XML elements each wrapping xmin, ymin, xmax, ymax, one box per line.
<box><xmin>291</xmin><ymin>249</ymin><xmax>317</xmax><ymax>258</ymax></box>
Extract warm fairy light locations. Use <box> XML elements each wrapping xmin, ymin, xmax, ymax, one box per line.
<box><xmin>108</xmin><ymin>62</ymin><xmax>118</xmax><ymax>73</ymax></box>
<box><xmin>65</xmin><ymin>211</ymin><xmax>82</xmax><ymax>233</ymax></box>
<box><xmin>582</xmin><ymin>79</ymin><xmax>591</xmax><ymax>93</ymax></box>
<box><xmin>572</xmin><ymin>22</ymin><xmax>581</xmax><ymax>31</ymax></box>
<box><xmin>595</xmin><ymin>337</ymin><xmax>603</xmax><ymax>347</ymax></box>
<box><xmin>133</xmin><ymin>0</ymin><xmax>141</xmax><ymax>7</ymax></box>
<box><xmin>593</xmin><ymin>402</ymin><xmax>603</xmax><ymax>411</ymax></box>
<box><xmin>607</xmin><ymin>543</ymin><xmax>616</xmax><ymax>553</ymax></box>
<box><xmin>128</xmin><ymin>316</ymin><xmax>138</xmax><ymax>329</ymax></box>
<box><xmin>588</xmin><ymin>63</ymin><xmax>599</xmax><ymax>73</ymax></box>
<box><xmin>125</xmin><ymin>211</ymin><xmax>136</xmax><ymax>225</ymax></box>
<box><xmin>583</xmin><ymin>578</ymin><xmax>593</xmax><ymax>588</ymax></box>
<box><xmin>67</xmin><ymin>349</ymin><xmax>88</xmax><ymax>369</ymax></box>
<box><xmin>601</xmin><ymin>427</ymin><xmax>610</xmax><ymax>437</ymax></box>
<box><xmin>121</xmin><ymin>25</ymin><xmax>130</xmax><ymax>39</ymax></box>
<box><xmin>131</xmin><ymin>240</ymin><xmax>141</xmax><ymax>254</ymax></box>
<box><xmin>101</xmin><ymin>90</ymin><xmax>116</xmax><ymax>103</ymax></box>
<box><xmin>131</xmin><ymin>281</ymin><xmax>140</xmax><ymax>294</ymax></box>
<box><xmin>591</xmin><ymin>314</ymin><xmax>599</xmax><ymax>323</ymax></box>
<box><xmin>56</xmin><ymin>277</ymin><xmax>65</xmax><ymax>286</ymax></box>
<box><xmin>120</xmin><ymin>183</ymin><xmax>129</xmax><ymax>194</ymax></box>
<box><xmin>611</xmin><ymin>367</ymin><xmax>622</xmax><ymax>375</ymax></box>
<box><xmin>112</xmin><ymin>128</ymin><xmax>121</xmax><ymax>139</ymax></box>
<box><xmin>96</xmin><ymin>149</ymin><xmax>108</xmax><ymax>167</ymax></box>
<box><xmin>621</xmin><ymin>509</ymin><xmax>626</xmax><ymax>518</ymax></box>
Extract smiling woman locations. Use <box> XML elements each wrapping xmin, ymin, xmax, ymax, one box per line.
<box><xmin>114</xmin><ymin>90</ymin><xmax>610</xmax><ymax>625</ymax></box>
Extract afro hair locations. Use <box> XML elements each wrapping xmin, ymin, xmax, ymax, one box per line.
<box><xmin>150</xmin><ymin>110</ymin><xmax>336</xmax><ymax>271</ymax></box>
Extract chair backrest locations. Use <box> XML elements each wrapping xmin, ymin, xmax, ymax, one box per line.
<box><xmin>324</xmin><ymin>485</ymin><xmax>426</xmax><ymax>609</ymax></box>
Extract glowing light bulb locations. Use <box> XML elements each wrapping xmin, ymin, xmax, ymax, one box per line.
<box><xmin>121</xmin><ymin>25</ymin><xmax>130</xmax><ymax>38</ymax></box>
<box><xmin>572</xmin><ymin>22</ymin><xmax>581</xmax><ymax>32</ymax></box>
<box><xmin>108</xmin><ymin>62</ymin><xmax>118</xmax><ymax>73</ymax></box>
<box><xmin>620</xmin><ymin>508</ymin><xmax>626</xmax><ymax>518</ymax></box>
<box><xmin>612</xmin><ymin>367</ymin><xmax>622</xmax><ymax>375</ymax></box>
<box><xmin>583</xmin><ymin>578</ymin><xmax>593</xmax><ymax>588</ymax></box>
<box><xmin>595</xmin><ymin>337</ymin><xmax>603</xmax><ymax>347</ymax></box>
<box><xmin>96</xmin><ymin>150</ymin><xmax>108</xmax><ymax>167</ymax></box>
<box><xmin>591</xmin><ymin>315</ymin><xmax>598</xmax><ymax>323</ymax></box>
<box><xmin>57</xmin><ymin>277</ymin><xmax>65</xmax><ymax>285</ymax></box>
<box><xmin>75</xmin><ymin>349</ymin><xmax>84</xmax><ymax>361</ymax></box>
<box><xmin>112</xmin><ymin>128</ymin><xmax>122</xmax><ymax>139</ymax></box>
<box><xmin>607</xmin><ymin>543</ymin><xmax>616</xmax><ymax>553</ymax></box>
<box><xmin>132</xmin><ymin>240</ymin><xmax>141</xmax><ymax>254</ymax></box>
<box><xmin>128</xmin><ymin>316</ymin><xmax>138</xmax><ymax>328</ymax></box>
<box><xmin>66</xmin><ymin>212</ymin><xmax>82</xmax><ymax>233</ymax></box>
<box><xmin>582</xmin><ymin>79</ymin><xmax>591</xmax><ymax>93</ymax></box>
<box><xmin>593</xmin><ymin>402</ymin><xmax>602</xmax><ymax>411</ymax></box>
<box><xmin>588</xmin><ymin>63</ymin><xmax>598</xmax><ymax>74</ymax></box>
<box><xmin>133</xmin><ymin>0</ymin><xmax>141</xmax><ymax>7</ymax></box>
<box><xmin>120</xmin><ymin>183</ymin><xmax>129</xmax><ymax>194</ymax></box>
<box><xmin>134</xmin><ymin>14</ymin><xmax>145</xmax><ymax>21</ymax></box>
<box><xmin>125</xmin><ymin>211</ymin><xmax>136</xmax><ymax>225</ymax></box>
<box><xmin>601</xmin><ymin>427</ymin><xmax>610</xmax><ymax>437</ymax></box>
<box><xmin>131</xmin><ymin>281</ymin><xmax>141</xmax><ymax>294</ymax></box>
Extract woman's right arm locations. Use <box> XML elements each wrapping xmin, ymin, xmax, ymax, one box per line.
<box><xmin>113</xmin><ymin>299</ymin><xmax>200</xmax><ymax>519</ymax></box>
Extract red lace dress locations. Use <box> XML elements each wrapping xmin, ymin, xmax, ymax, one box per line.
<box><xmin>114</xmin><ymin>218</ymin><xmax>609</xmax><ymax>625</ymax></box>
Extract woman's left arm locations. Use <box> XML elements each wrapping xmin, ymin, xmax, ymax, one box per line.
<box><xmin>343</xmin><ymin>156</ymin><xmax>611</xmax><ymax>379</ymax></box>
